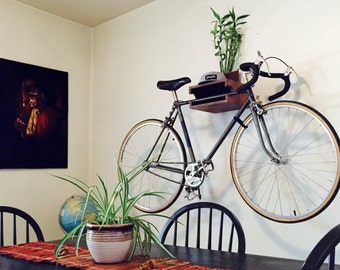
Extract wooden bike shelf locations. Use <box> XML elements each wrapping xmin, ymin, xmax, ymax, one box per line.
<box><xmin>189</xmin><ymin>78</ymin><xmax>247</xmax><ymax>113</ymax></box>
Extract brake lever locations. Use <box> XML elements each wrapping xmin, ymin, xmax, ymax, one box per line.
<box><xmin>284</xmin><ymin>65</ymin><xmax>294</xmax><ymax>76</ymax></box>
<box><xmin>256</xmin><ymin>51</ymin><xmax>271</xmax><ymax>75</ymax></box>
<box><xmin>241</xmin><ymin>51</ymin><xmax>268</xmax><ymax>84</ymax></box>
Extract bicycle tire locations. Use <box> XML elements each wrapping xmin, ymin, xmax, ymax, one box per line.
<box><xmin>230</xmin><ymin>101</ymin><xmax>340</xmax><ymax>223</ymax></box>
<box><xmin>118</xmin><ymin>119</ymin><xmax>186</xmax><ymax>213</ymax></box>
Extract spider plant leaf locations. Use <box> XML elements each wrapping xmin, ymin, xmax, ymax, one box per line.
<box><xmin>51</xmin><ymin>174</ymin><xmax>90</xmax><ymax>194</ymax></box>
<box><xmin>54</xmin><ymin>220</ymin><xmax>87</xmax><ymax>257</ymax></box>
<box><xmin>53</xmin><ymin>158</ymin><xmax>174</xmax><ymax>259</ymax></box>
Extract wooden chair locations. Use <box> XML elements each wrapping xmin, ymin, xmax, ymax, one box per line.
<box><xmin>301</xmin><ymin>224</ymin><xmax>340</xmax><ymax>270</ymax></box>
<box><xmin>160</xmin><ymin>202</ymin><xmax>246</xmax><ymax>253</ymax></box>
<box><xmin>0</xmin><ymin>206</ymin><xmax>44</xmax><ymax>246</ymax></box>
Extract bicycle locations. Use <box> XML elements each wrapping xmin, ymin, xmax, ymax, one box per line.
<box><xmin>118</xmin><ymin>52</ymin><xmax>340</xmax><ymax>223</ymax></box>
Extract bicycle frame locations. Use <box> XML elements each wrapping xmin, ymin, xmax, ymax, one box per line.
<box><xmin>164</xmin><ymin>89</ymin><xmax>253</xmax><ymax>166</ymax></box>
<box><xmin>141</xmin><ymin>68</ymin><xmax>292</xmax><ymax>198</ymax></box>
<box><xmin>158</xmin><ymin>86</ymin><xmax>284</xmax><ymax>178</ymax></box>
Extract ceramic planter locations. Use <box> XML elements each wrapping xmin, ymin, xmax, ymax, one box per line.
<box><xmin>86</xmin><ymin>223</ymin><xmax>134</xmax><ymax>264</ymax></box>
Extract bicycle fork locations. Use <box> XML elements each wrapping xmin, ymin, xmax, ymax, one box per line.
<box><xmin>250</xmin><ymin>102</ymin><xmax>282</xmax><ymax>163</ymax></box>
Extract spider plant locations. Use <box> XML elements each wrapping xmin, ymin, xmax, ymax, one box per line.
<box><xmin>210</xmin><ymin>7</ymin><xmax>249</xmax><ymax>73</ymax></box>
<box><xmin>52</xmin><ymin>160</ymin><xmax>173</xmax><ymax>260</ymax></box>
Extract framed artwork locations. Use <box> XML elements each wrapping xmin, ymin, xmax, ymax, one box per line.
<box><xmin>0</xmin><ymin>58</ymin><xmax>68</xmax><ymax>169</ymax></box>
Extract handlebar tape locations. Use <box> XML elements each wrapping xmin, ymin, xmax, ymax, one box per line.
<box><xmin>260</xmin><ymin>71</ymin><xmax>291</xmax><ymax>101</ymax></box>
<box><xmin>236</xmin><ymin>62</ymin><xmax>291</xmax><ymax>101</ymax></box>
<box><xmin>236</xmin><ymin>62</ymin><xmax>260</xmax><ymax>94</ymax></box>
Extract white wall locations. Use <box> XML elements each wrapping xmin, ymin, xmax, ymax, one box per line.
<box><xmin>1</xmin><ymin>0</ymin><xmax>339</xmax><ymax>263</ymax></box>
<box><xmin>0</xmin><ymin>0</ymin><xmax>92</xmax><ymax>241</ymax></box>
<box><xmin>91</xmin><ymin>0</ymin><xmax>340</xmax><ymax>261</ymax></box>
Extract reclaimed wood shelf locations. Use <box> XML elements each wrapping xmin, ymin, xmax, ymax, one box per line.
<box><xmin>189</xmin><ymin>78</ymin><xmax>247</xmax><ymax>113</ymax></box>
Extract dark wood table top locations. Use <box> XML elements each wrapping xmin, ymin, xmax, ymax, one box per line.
<box><xmin>164</xmin><ymin>245</ymin><xmax>305</xmax><ymax>270</ymax></box>
<box><xmin>0</xmin><ymin>240</ymin><xmax>339</xmax><ymax>270</ymax></box>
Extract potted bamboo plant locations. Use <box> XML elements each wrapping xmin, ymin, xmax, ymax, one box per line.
<box><xmin>52</xmin><ymin>161</ymin><xmax>173</xmax><ymax>264</ymax></box>
<box><xmin>189</xmin><ymin>7</ymin><xmax>249</xmax><ymax>113</ymax></box>
<box><xmin>210</xmin><ymin>7</ymin><xmax>249</xmax><ymax>78</ymax></box>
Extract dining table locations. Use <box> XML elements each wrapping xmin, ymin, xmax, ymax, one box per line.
<box><xmin>0</xmin><ymin>240</ymin><xmax>338</xmax><ymax>270</ymax></box>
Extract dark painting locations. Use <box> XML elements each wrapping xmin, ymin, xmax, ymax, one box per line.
<box><xmin>0</xmin><ymin>58</ymin><xmax>68</xmax><ymax>169</ymax></box>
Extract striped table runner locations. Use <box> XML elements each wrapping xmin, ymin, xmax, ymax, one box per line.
<box><xmin>0</xmin><ymin>242</ymin><xmax>224</xmax><ymax>270</ymax></box>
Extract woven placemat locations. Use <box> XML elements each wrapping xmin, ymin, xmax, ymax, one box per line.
<box><xmin>0</xmin><ymin>242</ymin><xmax>223</xmax><ymax>269</ymax></box>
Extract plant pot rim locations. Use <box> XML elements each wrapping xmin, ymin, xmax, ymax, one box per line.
<box><xmin>86</xmin><ymin>223</ymin><xmax>134</xmax><ymax>231</ymax></box>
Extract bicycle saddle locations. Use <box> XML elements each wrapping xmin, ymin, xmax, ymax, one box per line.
<box><xmin>157</xmin><ymin>77</ymin><xmax>191</xmax><ymax>91</ymax></box>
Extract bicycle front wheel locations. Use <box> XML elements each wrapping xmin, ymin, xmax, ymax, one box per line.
<box><xmin>118</xmin><ymin>119</ymin><xmax>186</xmax><ymax>213</ymax></box>
<box><xmin>230</xmin><ymin>101</ymin><xmax>340</xmax><ymax>223</ymax></box>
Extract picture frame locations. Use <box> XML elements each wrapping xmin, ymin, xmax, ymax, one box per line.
<box><xmin>0</xmin><ymin>58</ymin><xmax>68</xmax><ymax>169</ymax></box>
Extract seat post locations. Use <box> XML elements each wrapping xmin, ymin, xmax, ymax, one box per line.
<box><xmin>172</xmin><ymin>91</ymin><xmax>179</xmax><ymax>102</ymax></box>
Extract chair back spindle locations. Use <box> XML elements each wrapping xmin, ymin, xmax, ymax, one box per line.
<box><xmin>0</xmin><ymin>206</ymin><xmax>44</xmax><ymax>246</ymax></box>
<box><xmin>301</xmin><ymin>224</ymin><xmax>340</xmax><ymax>270</ymax></box>
<box><xmin>160</xmin><ymin>202</ymin><xmax>246</xmax><ymax>254</ymax></box>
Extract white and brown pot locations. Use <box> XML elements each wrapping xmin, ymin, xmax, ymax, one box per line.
<box><xmin>86</xmin><ymin>223</ymin><xmax>134</xmax><ymax>264</ymax></box>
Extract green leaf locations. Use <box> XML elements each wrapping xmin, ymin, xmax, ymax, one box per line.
<box><xmin>221</xmin><ymin>14</ymin><xmax>232</xmax><ymax>21</ymax></box>
<box><xmin>210</xmin><ymin>7</ymin><xmax>220</xmax><ymax>20</ymax></box>
<box><xmin>52</xmin><ymin>158</ymin><xmax>174</xmax><ymax>259</ymax></box>
<box><xmin>237</xmin><ymin>14</ymin><xmax>250</xmax><ymax>20</ymax></box>
<box><xmin>210</xmin><ymin>6</ymin><xmax>249</xmax><ymax>73</ymax></box>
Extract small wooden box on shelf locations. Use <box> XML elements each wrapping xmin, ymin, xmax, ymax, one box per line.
<box><xmin>189</xmin><ymin>78</ymin><xmax>247</xmax><ymax>113</ymax></box>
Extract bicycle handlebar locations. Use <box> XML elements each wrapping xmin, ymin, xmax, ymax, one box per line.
<box><xmin>237</xmin><ymin>62</ymin><xmax>260</xmax><ymax>94</ymax></box>
<box><xmin>259</xmin><ymin>70</ymin><xmax>291</xmax><ymax>101</ymax></box>
<box><xmin>237</xmin><ymin>56</ymin><xmax>292</xmax><ymax>101</ymax></box>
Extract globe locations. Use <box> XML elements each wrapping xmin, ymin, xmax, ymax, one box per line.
<box><xmin>59</xmin><ymin>194</ymin><xmax>97</xmax><ymax>233</ymax></box>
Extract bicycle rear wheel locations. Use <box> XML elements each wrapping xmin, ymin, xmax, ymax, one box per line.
<box><xmin>118</xmin><ymin>119</ymin><xmax>186</xmax><ymax>213</ymax></box>
<box><xmin>230</xmin><ymin>101</ymin><xmax>340</xmax><ymax>223</ymax></box>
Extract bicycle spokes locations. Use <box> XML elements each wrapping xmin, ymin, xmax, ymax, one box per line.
<box><xmin>231</xmin><ymin>101</ymin><xmax>340</xmax><ymax>222</ymax></box>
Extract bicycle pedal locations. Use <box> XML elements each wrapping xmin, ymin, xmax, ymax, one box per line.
<box><xmin>184</xmin><ymin>187</ymin><xmax>201</xmax><ymax>201</ymax></box>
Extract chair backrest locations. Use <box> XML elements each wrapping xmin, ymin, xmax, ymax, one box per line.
<box><xmin>301</xmin><ymin>224</ymin><xmax>340</xmax><ymax>270</ymax></box>
<box><xmin>0</xmin><ymin>206</ymin><xmax>44</xmax><ymax>246</ymax></box>
<box><xmin>159</xmin><ymin>202</ymin><xmax>246</xmax><ymax>253</ymax></box>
